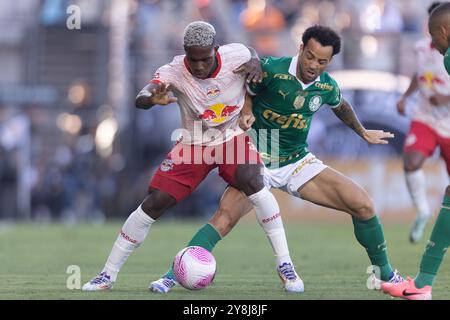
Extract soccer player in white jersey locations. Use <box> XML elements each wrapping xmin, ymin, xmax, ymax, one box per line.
<box><xmin>396</xmin><ymin>1</ymin><xmax>450</xmax><ymax>243</ymax></box>
<box><xmin>82</xmin><ymin>21</ymin><xmax>303</xmax><ymax>292</ymax></box>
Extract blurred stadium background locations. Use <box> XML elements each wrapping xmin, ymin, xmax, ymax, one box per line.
<box><xmin>0</xmin><ymin>0</ymin><xmax>448</xmax><ymax>223</ymax></box>
<box><xmin>1</xmin><ymin>0</ymin><xmax>450</xmax><ymax>300</ymax></box>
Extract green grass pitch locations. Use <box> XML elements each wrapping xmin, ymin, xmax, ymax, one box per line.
<box><xmin>1</xmin><ymin>220</ymin><xmax>449</xmax><ymax>300</ymax></box>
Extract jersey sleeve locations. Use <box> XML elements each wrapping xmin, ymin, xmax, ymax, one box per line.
<box><xmin>224</xmin><ymin>43</ymin><xmax>252</xmax><ymax>66</ymax></box>
<box><xmin>246</xmin><ymin>57</ymin><xmax>271</xmax><ymax>96</ymax></box>
<box><xmin>150</xmin><ymin>59</ymin><xmax>179</xmax><ymax>88</ymax></box>
<box><xmin>325</xmin><ymin>77</ymin><xmax>343</xmax><ymax>108</ymax></box>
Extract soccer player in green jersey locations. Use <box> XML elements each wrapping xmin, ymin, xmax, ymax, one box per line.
<box><xmin>150</xmin><ymin>25</ymin><xmax>403</xmax><ymax>294</ymax></box>
<box><xmin>381</xmin><ymin>3</ymin><xmax>450</xmax><ymax>300</ymax></box>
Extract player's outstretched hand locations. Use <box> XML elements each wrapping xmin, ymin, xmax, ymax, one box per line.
<box><xmin>150</xmin><ymin>83</ymin><xmax>178</xmax><ymax>105</ymax></box>
<box><xmin>239</xmin><ymin>113</ymin><xmax>255</xmax><ymax>131</ymax></box>
<box><xmin>363</xmin><ymin>130</ymin><xmax>395</xmax><ymax>144</ymax></box>
<box><xmin>233</xmin><ymin>57</ymin><xmax>263</xmax><ymax>84</ymax></box>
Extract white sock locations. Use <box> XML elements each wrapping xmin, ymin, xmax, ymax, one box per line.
<box><xmin>102</xmin><ymin>205</ymin><xmax>154</xmax><ymax>282</ymax></box>
<box><xmin>405</xmin><ymin>170</ymin><xmax>431</xmax><ymax>219</ymax></box>
<box><xmin>248</xmin><ymin>187</ymin><xmax>293</xmax><ymax>267</ymax></box>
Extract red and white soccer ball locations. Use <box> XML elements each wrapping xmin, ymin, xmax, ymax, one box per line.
<box><xmin>172</xmin><ymin>246</ymin><xmax>216</xmax><ymax>290</ymax></box>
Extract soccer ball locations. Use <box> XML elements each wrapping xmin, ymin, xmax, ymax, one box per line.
<box><xmin>172</xmin><ymin>246</ymin><xmax>216</xmax><ymax>290</ymax></box>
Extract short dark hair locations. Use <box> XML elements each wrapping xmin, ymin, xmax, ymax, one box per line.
<box><xmin>302</xmin><ymin>25</ymin><xmax>341</xmax><ymax>56</ymax></box>
<box><xmin>429</xmin><ymin>2</ymin><xmax>450</xmax><ymax>27</ymax></box>
<box><xmin>428</xmin><ymin>2</ymin><xmax>444</xmax><ymax>15</ymax></box>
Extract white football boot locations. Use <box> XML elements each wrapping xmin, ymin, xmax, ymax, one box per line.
<box><xmin>82</xmin><ymin>272</ymin><xmax>114</xmax><ymax>291</ymax></box>
<box><xmin>368</xmin><ymin>268</ymin><xmax>404</xmax><ymax>290</ymax></box>
<box><xmin>149</xmin><ymin>277</ymin><xmax>178</xmax><ymax>293</ymax></box>
<box><xmin>277</xmin><ymin>262</ymin><xmax>304</xmax><ymax>293</ymax></box>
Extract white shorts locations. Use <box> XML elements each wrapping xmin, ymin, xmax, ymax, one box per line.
<box><xmin>263</xmin><ymin>153</ymin><xmax>327</xmax><ymax>197</ymax></box>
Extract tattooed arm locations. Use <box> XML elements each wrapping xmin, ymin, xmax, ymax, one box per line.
<box><xmin>332</xmin><ymin>99</ymin><xmax>365</xmax><ymax>138</ymax></box>
<box><xmin>332</xmin><ymin>98</ymin><xmax>394</xmax><ymax>144</ymax></box>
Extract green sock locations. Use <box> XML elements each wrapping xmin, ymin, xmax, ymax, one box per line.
<box><xmin>415</xmin><ymin>195</ymin><xmax>450</xmax><ymax>288</ymax></box>
<box><xmin>352</xmin><ymin>215</ymin><xmax>393</xmax><ymax>281</ymax></box>
<box><xmin>163</xmin><ymin>223</ymin><xmax>222</xmax><ymax>280</ymax></box>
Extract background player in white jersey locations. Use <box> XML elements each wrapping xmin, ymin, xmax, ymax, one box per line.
<box><xmin>396</xmin><ymin>1</ymin><xmax>450</xmax><ymax>243</ymax></box>
<box><xmin>81</xmin><ymin>21</ymin><xmax>303</xmax><ymax>292</ymax></box>
<box><xmin>381</xmin><ymin>3</ymin><xmax>450</xmax><ymax>299</ymax></box>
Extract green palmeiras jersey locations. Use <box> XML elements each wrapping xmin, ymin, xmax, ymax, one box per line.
<box><xmin>247</xmin><ymin>55</ymin><xmax>343</xmax><ymax>168</ymax></box>
<box><xmin>445</xmin><ymin>47</ymin><xmax>450</xmax><ymax>75</ymax></box>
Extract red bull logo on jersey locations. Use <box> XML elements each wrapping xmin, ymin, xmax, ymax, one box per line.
<box><xmin>419</xmin><ymin>71</ymin><xmax>445</xmax><ymax>88</ymax></box>
<box><xmin>206</xmin><ymin>85</ymin><xmax>221</xmax><ymax>98</ymax></box>
<box><xmin>200</xmin><ymin>103</ymin><xmax>240</xmax><ymax>123</ymax></box>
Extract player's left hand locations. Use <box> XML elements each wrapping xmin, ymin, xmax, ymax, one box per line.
<box><xmin>233</xmin><ymin>57</ymin><xmax>263</xmax><ymax>83</ymax></box>
<box><xmin>362</xmin><ymin>130</ymin><xmax>395</xmax><ymax>144</ymax></box>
